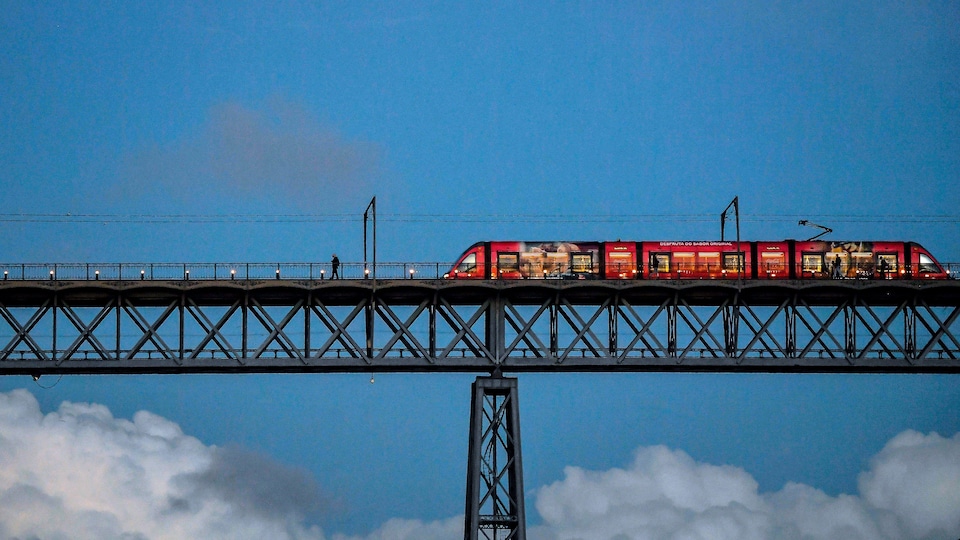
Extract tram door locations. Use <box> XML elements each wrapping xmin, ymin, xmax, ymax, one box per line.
<box><xmin>605</xmin><ymin>245</ymin><xmax>636</xmax><ymax>279</ymax></box>
<box><xmin>650</xmin><ymin>252</ymin><xmax>670</xmax><ymax>278</ymax></box>
<box><xmin>876</xmin><ymin>253</ymin><xmax>897</xmax><ymax>279</ymax></box>
<box><xmin>496</xmin><ymin>252</ymin><xmax>521</xmax><ymax>279</ymax></box>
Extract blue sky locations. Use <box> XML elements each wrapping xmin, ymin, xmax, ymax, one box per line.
<box><xmin>1</xmin><ymin>2</ymin><xmax>959</xmax><ymax>539</ymax></box>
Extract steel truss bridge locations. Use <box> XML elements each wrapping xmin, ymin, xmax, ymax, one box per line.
<box><xmin>3</xmin><ymin>272</ymin><xmax>959</xmax><ymax>540</ymax></box>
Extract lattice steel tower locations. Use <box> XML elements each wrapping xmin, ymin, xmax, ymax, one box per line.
<box><xmin>464</xmin><ymin>376</ymin><xmax>526</xmax><ymax>540</ymax></box>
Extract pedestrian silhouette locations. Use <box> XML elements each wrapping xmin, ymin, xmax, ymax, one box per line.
<box><xmin>832</xmin><ymin>254</ymin><xmax>842</xmax><ymax>279</ymax></box>
<box><xmin>331</xmin><ymin>254</ymin><xmax>340</xmax><ymax>279</ymax></box>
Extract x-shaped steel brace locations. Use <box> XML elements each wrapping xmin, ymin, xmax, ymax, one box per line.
<box><xmin>373</xmin><ymin>298</ymin><xmax>432</xmax><ymax>360</ymax></box>
<box><xmin>0</xmin><ymin>299</ymin><xmax>52</xmax><ymax>361</ymax></box>
<box><xmin>436</xmin><ymin>298</ymin><xmax>494</xmax><ymax>361</ymax></box>
<box><xmin>309</xmin><ymin>301</ymin><xmax>367</xmax><ymax>360</ymax></box>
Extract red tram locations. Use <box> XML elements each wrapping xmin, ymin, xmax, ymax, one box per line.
<box><xmin>444</xmin><ymin>240</ymin><xmax>949</xmax><ymax>280</ymax></box>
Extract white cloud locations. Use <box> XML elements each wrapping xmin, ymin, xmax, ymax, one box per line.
<box><xmin>2</xmin><ymin>388</ymin><xmax>958</xmax><ymax>540</ymax></box>
<box><xmin>530</xmin><ymin>432</ymin><xmax>960</xmax><ymax>540</ymax></box>
<box><xmin>0</xmin><ymin>389</ymin><xmax>328</xmax><ymax>540</ymax></box>
<box><xmin>329</xmin><ymin>516</ymin><xmax>463</xmax><ymax>540</ymax></box>
<box><xmin>858</xmin><ymin>430</ymin><xmax>960</xmax><ymax>539</ymax></box>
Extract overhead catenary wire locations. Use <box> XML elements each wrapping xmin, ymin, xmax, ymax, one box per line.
<box><xmin>1</xmin><ymin>213</ymin><xmax>958</xmax><ymax>224</ymax></box>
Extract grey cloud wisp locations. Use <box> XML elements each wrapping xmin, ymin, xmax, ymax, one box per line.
<box><xmin>117</xmin><ymin>99</ymin><xmax>380</xmax><ymax>211</ymax></box>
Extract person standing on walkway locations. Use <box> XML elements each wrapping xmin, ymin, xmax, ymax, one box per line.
<box><xmin>331</xmin><ymin>254</ymin><xmax>340</xmax><ymax>279</ymax></box>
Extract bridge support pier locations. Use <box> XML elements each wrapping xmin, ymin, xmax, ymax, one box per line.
<box><xmin>464</xmin><ymin>375</ymin><xmax>526</xmax><ymax>540</ymax></box>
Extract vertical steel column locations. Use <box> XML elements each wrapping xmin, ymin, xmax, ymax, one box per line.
<box><xmin>486</xmin><ymin>295</ymin><xmax>505</xmax><ymax>364</ymax></box>
<box><xmin>549</xmin><ymin>301</ymin><xmax>558</xmax><ymax>358</ymax></box>
<box><xmin>904</xmin><ymin>303</ymin><xmax>916</xmax><ymax>359</ymax></box>
<box><xmin>785</xmin><ymin>301</ymin><xmax>797</xmax><ymax>358</ymax></box>
<box><xmin>667</xmin><ymin>302</ymin><xmax>677</xmax><ymax>357</ymax></box>
<box><xmin>52</xmin><ymin>294</ymin><xmax>58</xmax><ymax>363</ymax></box>
<box><xmin>608</xmin><ymin>302</ymin><xmax>618</xmax><ymax>356</ymax></box>
<box><xmin>179</xmin><ymin>293</ymin><xmax>185</xmax><ymax>359</ymax></box>
<box><xmin>464</xmin><ymin>376</ymin><xmax>526</xmax><ymax>540</ymax></box>
<box><xmin>304</xmin><ymin>292</ymin><xmax>312</xmax><ymax>358</ymax></box>
<box><xmin>116</xmin><ymin>293</ymin><xmax>121</xmax><ymax>360</ymax></box>
<box><xmin>429</xmin><ymin>298</ymin><xmax>437</xmax><ymax>358</ymax></box>
<box><xmin>723</xmin><ymin>300</ymin><xmax>739</xmax><ymax>357</ymax></box>
<box><xmin>845</xmin><ymin>304</ymin><xmax>857</xmax><ymax>357</ymax></box>
<box><xmin>242</xmin><ymin>293</ymin><xmax>248</xmax><ymax>359</ymax></box>
<box><xmin>366</xmin><ymin>294</ymin><xmax>375</xmax><ymax>358</ymax></box>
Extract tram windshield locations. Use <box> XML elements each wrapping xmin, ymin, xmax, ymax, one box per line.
<box><xmin>919</xmin><ymin>254</ymin><xmax>940</xmax><ymax>273</ymax></box>
<box><xmin>457</xmin><ymin>253</ymin><xmax>477</xmax><ymax>273</ymax></box>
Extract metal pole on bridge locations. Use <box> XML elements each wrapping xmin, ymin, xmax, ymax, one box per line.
<box><xmin>720</xmin><ymin>196</ymin><xmax>742</xmax><ymax>280</ymax></box>
<box><xmin>363</xmin><ymin>196</ymin><xmax>377</xmax><ymax>357</ymax></box>
<box><xmin>364</xmin><ymin>196</ymin><xmax>377</xmax><ymax>280</ymax></box>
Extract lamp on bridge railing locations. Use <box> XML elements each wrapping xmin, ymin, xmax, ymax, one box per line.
<box><xmin>231</xmin><ymin>269</ymin><xmax>236</xmax><ymax>280</ymax></box>
<box><xmin>140</xmin><ymin>269</ymin><xmax>145</xmax><ymax>280</ymax></box>
<box><xmin>364</xmin><ymin>268</ymin><xmax>370</xmax><ymax>279</ymax></box>
<box><xmin>49</xmin><ymin>269</ymin><xmax>54</xmax><ymax>281</ymax></box>
<box><xmin>3</xmin><ymin>271</ymin><xmax>7</xmax><ymax>281</ymax></box>
<box><xmin>320</xmin><ymin>269</ymin><xmax>325</xmax><ymax>280</ymax></box>
<box><xmin>95</xmin><ymin>270</ymin><xmax>100</xmax><ymax>280</ymax></box>
<box><xmin>185</xmin><ymin>269</ymin><xmax>190</xmax><ymax>280</ymax></box>
<box><xmin>276</xmin><ymin>267</ymin><xmax>280</xmax><ymax>280</ymax></box>
<box><xmin>409</xmin><ymin>268</ymin><xmax>415</xmax><ymax>279</ymax></box>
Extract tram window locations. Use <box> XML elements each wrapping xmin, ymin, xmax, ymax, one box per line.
<box><xmin>919</xmin><ymin>254</ymin><xmax>939</xmax><ymax>273</ymax></box>
<box><xmin>607</xmin><ymin>251</ymin><xmax>634</xmax><ymax>275</ymax></box>
<box><xmin>760</xmin><ymin>252</ymin><xmax>784</xmax><ymax>272</ymax></box>
<box><xmin>498</xmin><ymin>253</ymin><xmax>519</xmax><ymax>272</ymax></box>
<box><xmin>456</xmin><ymin>253</ymin><xmax>477</xmax><ymax>273</ymax></box>
<box><xmin>674</xmin><ymin>252</ymin><xmax>695</xmax><ymax>272</ymax></box>
<box><xmin>700</xmin><ymin>252</ymin><xmax>721</xmax><ymax>272</ymax></box>
<box><xmin>723</xmin><ymin>253</ymin><xmax>746</xmax><ymax>271</ymax></box>
<box><xmin>802</xmin><ymin>253</ymin><xmax>824</xmax><ymax>273</ymax></box>
<box><xmin>571</xmin><ymin>253</ymin><xmax>593</xmax><ymax>273</ymax></box>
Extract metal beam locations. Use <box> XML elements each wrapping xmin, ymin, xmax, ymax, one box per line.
<box><xmin>1</xmin><ymin>279</ymin><xmax>958</xmax><ymax>374</ymax></box>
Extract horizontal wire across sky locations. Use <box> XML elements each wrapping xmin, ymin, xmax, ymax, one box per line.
<box><xmin>1</xmin><ymin>213</ymin><xmax>958</xmax><ymax>224</ymax></box>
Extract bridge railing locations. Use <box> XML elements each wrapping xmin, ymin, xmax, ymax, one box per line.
<box><xmin>1</xmin><ymin>261</ymin><xmax>958</xmax><ymax>281</ymax></box>
<box><xmin>0</xmin><ymin>262</ymin><xmax>450</xmax><ymax>281</ymax></box>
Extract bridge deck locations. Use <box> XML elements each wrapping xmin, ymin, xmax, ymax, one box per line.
<box><xmin>2</xmin><ymin>277</ymin><xmax>959</xmax><ymax>306</ymax></box>
<box><xmin>1</xmin><ymin>279</ymin><xmax>958</xmax><ymax>375</ymax></box>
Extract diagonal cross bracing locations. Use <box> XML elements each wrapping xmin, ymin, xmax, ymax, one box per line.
<box><xmin>248</xmin><ymin>298</ymin><xmax>305</xmax><ymax>360</ymax></box>
<box><xmin>0</xmin><ymin>300</ymin><xmax>53</xmax><ymax>362</ymax></box>
<box><xmin>914</xmin><ymin>304</ymin><xmax>960</xmax><ymax>361</ymax></box>
<box><xmin>58</xmin><ymin>299</ymin><xmax>115</xmax><ymax>363</ymax></box>
<box><xmin>184</xmin><ymin>299</ymin><xmax>242</xmax><ymax>361</ymax></box>
<box><xmin>374</xmin><ymin>299</ymin><xmax>432</xmax><ymax>360</ymax></box>
<box><xmin>309</xmin><ymin>302</ymin><xmax>367</xmax><ymax>360</ymax></box>
<box><xmin>122</xmin><ymin>298</ymin><xmax>179</xmax><ymax>362</ymax></box>
<box><xmin>502</xmin><ymin>300</ymin><xmax>552</xmax><ymax>359</ymax></box>
<box><xmin>735</xmin><ymin>301</ymin><xmax>789</xmax><ymax>360</ymax></box>
<box><xmin>614</xmin><ymin>300</ymin><xmax>670</xmax><ymax>360</ymax></box>
<box><xmin>0</xmin><ymin>280</ymin><xmax>958</xmax><ymax>373</ymax></box>
<box><xmin>553</xmin><ymin>298</ymin><xmax>611</xmax><ymax>362</ymax></box>
<box><xmin>436</xmin><ymin>299</ymin><xmax>493</xmax><ymax>362</ymax></box>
